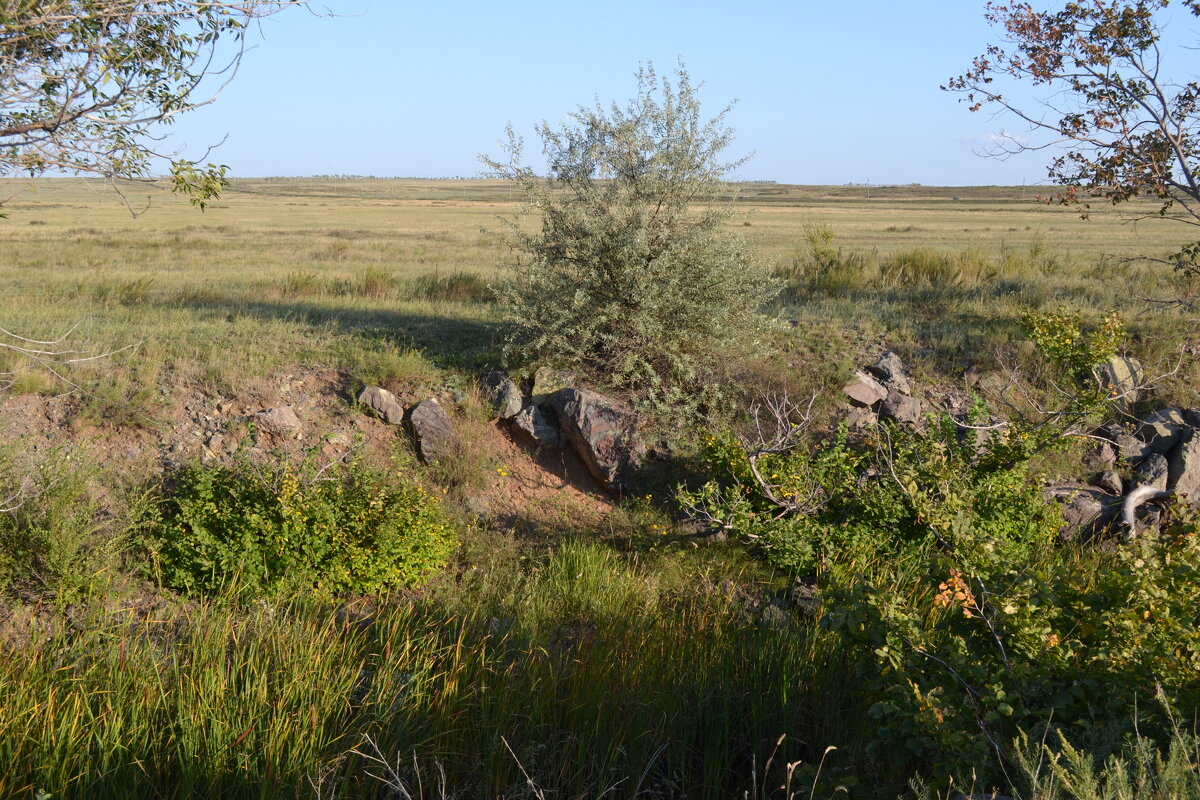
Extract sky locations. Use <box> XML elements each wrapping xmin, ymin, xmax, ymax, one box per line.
<box><xmin>156</xmin><ymin>0</ymin><xmax>1192</xmax><ymax>186</ymax></box>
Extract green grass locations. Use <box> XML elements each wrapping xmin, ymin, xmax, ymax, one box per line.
<box><xmin>2</xmin><ymin>177</ymin><xmax>1200</xmax><ymax>798</ymax></box>
<box><xmin>1</xmin><ymin>540</ymin><xmax>865</xmax><ymax>799</ymax></box>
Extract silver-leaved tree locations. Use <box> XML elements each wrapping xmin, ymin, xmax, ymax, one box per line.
<box><xmin>483</xmin><ymin>62</ymin><xmax>776</xmax><ymax>420</ymax></box>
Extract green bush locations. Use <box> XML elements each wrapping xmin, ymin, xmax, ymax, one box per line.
<box><xmin>824</xmin><ymin>509</ymin><xmax>1200</xmax><ymax>789</ymax></box>
<box><xmin>152</xmin><ymin>456</ymin><xmax>456</xmax><ymax>595</ymax></box>
<box><xmin>678</xmin><ymin>413</ymin><xmax>1061</xmax><ymax>575</ymax></box>
<box><xmin>0</xmin><ymin>445</ymin><xmax>146</xmax><ymax>596</ymax></box>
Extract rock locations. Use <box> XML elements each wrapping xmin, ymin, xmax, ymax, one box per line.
<box><xmin>759</xmin><ymin>603</ymin><xmax>790</xmax><ymax>629</ymax></box>
<box><xmin>409</xmin><ymin>398</ymin><xmax>459</xmax><ymax>464</ymax></box>
<box><xmin>789</xmin><ymin>579</ymin><xmax>821</xmax><ymax>618</ymax></box>
<box><xmin>1098</xmin><ymin>423</ymin><xmax>1151</xmax><ymax>465</ymax></box>
<box><xmin>1168</xmin><ymin>432</ymin><xmax>1200</xmax><ymax>504</ymax></box>
<box><xmin>511</xmin><ymin>404</ymin><xmax>561</xmax><ymax>449</ymax></box>
<box><xmin>1134</xmin><ymin>452</ymin><xmax>1170</xmax><ymax>491</ymax></box>
<box><xmin>481</xmin><ymin>371</ymin><xmax>523</xmax><ymax>419</ymax></box>
<box><xmin>255</xmin><ymin>406</ymin><xmax>301</xmax><ymax>438</ymax></box>
<box><xmin>847</xmin><ymin>406</ymin><xmax>878</xmax><ymax>430</ymax></box>
<box><xmin>868</xmin><ymin>351</ymin><xmax>913</xmax><ymax>395</ymax></box>
<box><xmin>1137</xmin><ymin>408</ymin><xmax>1190</xmax><ymax>455</ymax></box>
<box><xmin>462</xmin><ymin>493</ymin><xmax>491</xmax><ymax>522</ymax></box>
<box><xmin>552</xmin><ymin>388</ymin><xmax>643</xmax><ymax>493</ymax></box>
<box><xmin>357</xmin><ymin>386</ymin><xmax>405</xmax><ymax>425</ymax></box>
<box><xmin>1045</xmin><ymin>483</ymin><xmax>1122</xmax><ymax>541</ymax></box>
<box><xmin>1094</xmin><ymin>470</ymin><xmax>1123</xmax><ymax>496</ymax></box>
<box><xmin>842</xmin><ymin>370</ymin><xmax>887</xmax><ymax>407</ymax></box>
<box><xmin>531</xmin><ymin>367</ymin><xmax>575</xmax><ymax>407</ymax></box>
<box><xmin>1096</xmin><ymin>355</ymin><xmax>1142</xmax><ymax>412</ymax></box>
<box><xmin>1186</xmin><ymin>408</ymin><xmax>1200</xmax><ymax>429</ymax></box>
<box><xmin>879</xmin><ymin>389</ymin><xmax>922</xmax><ymax>426</ymax></box>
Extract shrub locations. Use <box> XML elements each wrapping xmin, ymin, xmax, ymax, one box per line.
<box><xmin>152</xmin><ymin>455</ymin><xmax>456</xmax><ymax>595</ymax></box>
<box><xmin>484</xmin><ymin>62</ymin><xmax>776</xmax><ymax>419</ymax></box>
<box><xmin>0</xmin><ymin>445</ymin><xmax>144</xmax><ymax>596</ymax></box>
<box><xmin>679</xmin><ymin>413</ymin><xmax>1062</xmax><ymax>575</ymax></box>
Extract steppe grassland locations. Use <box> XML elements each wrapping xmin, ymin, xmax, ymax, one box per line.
<box><xmin>0</xmin><ymin>177</ymin><xmax>1194</xmax><ymax>400</ymax></box>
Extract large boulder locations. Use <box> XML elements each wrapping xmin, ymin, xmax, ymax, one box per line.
<box><xmin>1096</xmin><ymin>355</ymin><xmax>1142</xmax><ymax>412</ymax></box>
<box><xmin>867</xmin><ymin>351</ymin><xmax>913</xmax><ymax>396</ymax></box>
<box><xmin>1137</xmin><ymin>408</ymin><xmax>1191</xmax><ymax>456</ymax></box>
<box><xmin>879</xmin><ymin>389</ymin><xmax>922</xmax><ymax>426</ymax></box>
<box><xmin>551</xmin><ymin>388</ymin><xmax>643</xmax><ymax>493</ymax></box>
<box><xmin>409</xmin><ymin>398</ymin><xmax>459</xmax><ymax>464</ymax></box>
<box><xmin>512</xmin><ymin>404</ymin><xmax>561</xmax><ymax>449</ymax></box>
<box><xmin>1134</xmin><ymin>452</ymin><xmax>1170</xmax><ymax>492</ymax></box>
<box><xmin>254</xmin><ymin>406</ymin><xmax>302</xmax><ymax>438</ymax></box>
<box><xmin>480</xmin><ymin>371</ymin><xmax>523</xmax><ymax>419</ymax></box>
<box><xmin>531</xmin><ymin>367</ymin><xmax>575</xmax><ymax>407</ymax></box>
<box><xmin>357</xmin><ymin>385</ymin><xmax>405</xmax><ymax>425</ymax></box>
<box><xmin>1168</xmin><ymin>431</ymin><xmax>1200</xmax><ymax>504</ymax></box>
<box><xmin>1045</xmin><ymin>483</ymin><xmax>1122</xmax><ymax>541</ymax></box>
<box><xmin>842</xmin><ymin>371</ymin><xmax>887</xmax><ymax>408</ymax></box>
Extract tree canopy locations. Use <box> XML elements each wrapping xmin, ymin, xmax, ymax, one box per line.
<box><xmin>946</xmin><ymin>0</ymin><xmax>1200</xmax><ymax>276</ymax></box>
<box><xmin>483</xmin><ymin>63</ymin><xmax>775</xmax><ymax>419</ymax></box>
<box><xmin>0</xmin><ymin>1</ymin><xmax>301</xmax><ymax>208</ymax></box>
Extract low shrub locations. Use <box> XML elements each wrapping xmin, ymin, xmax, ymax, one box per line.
<box><xmin>151</xmin><ymin>455</ymin><xmax>456</xmax><ymax>595</ymax></box>
<box><xmin>678</xmin><ymin>412</ymin><xmax>1062</xmax><ymax>575</ymax></box>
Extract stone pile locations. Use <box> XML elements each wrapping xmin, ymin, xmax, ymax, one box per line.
<box><xmin>481</xmin><ymin>367</ymin><xmax>644</xmax><ymax>494</ymax></box>
<box><xmin>841</xmin><ymin>352</ymin><xmax>1200</xmax><ymax>540</ymax></box>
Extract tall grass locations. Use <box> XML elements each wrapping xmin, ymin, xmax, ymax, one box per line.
<box><xmin>1</xmin><ymin>540</ymin><xmax>862</xmax><ymax>799</ymax></box>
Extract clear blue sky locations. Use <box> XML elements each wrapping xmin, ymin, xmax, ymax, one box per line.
<box><xmin>160</xmin><ymin>1</ymin><xmax>1104</xmax><ymax>185</ymax></box>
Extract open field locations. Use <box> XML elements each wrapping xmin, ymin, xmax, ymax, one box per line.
<box><xmin>3</xmin><ymin>178</ymin><xmax>1200</xmax><ymax>799</ymax></box>
<box><xmin>0</xmin><ymin>176</ymin><xmax>1195</xmax><ymax>396</ymax></box>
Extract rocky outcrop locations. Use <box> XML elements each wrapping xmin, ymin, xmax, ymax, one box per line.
<box><xmin>1097</xmin><ymin>355</ymin><xmax>1142</xmax><ymax>412</ymax></box>
<box><xmin>481</xmin><ymin>371</ymin><xmax>523</xmax><ymax>420</ymax></box>
<box><xmin>409</xmin><ymin>398</ymin><xmax>459</xmax><ymax>464</ymax></box>
<box><xmin>1168</xmin><ymin>431</ymin><xmax>1200</xmax><ymax>503</ymax></box>
<box><xmin>842</xmin><ymin>371</ymin><xmax>888</xmax><ymax>408</ymax></box>
<box><xmin>1133</xmin><ymin>453</ymin><xmax>1170</xmax><ymax>492</ymax></box>
<box><xmin>357</xmin><ymin>386</ymin><xmax>405</xmax><ymax>425</ymax></box>
<box><xmin>868</xmin><ymin>351</ymin><xmax>913</xmax><ymax>396</ymax></box>
<box><xmin>880</xmin><ymin>389</ymin><xmax>922</xmax><ymax>426</ymax></box>
<box><xmin>1137</xmin><ymin>408</ymin><xmax>1189</xmax><ymax>456</ymax></box>
<box><xmin>512</xmin><ymin>404</ymin><xmax>561</xmax><ymax>449</ymax></box>
<box><xmin>531</xmin><ymin>367</ymin><xmax>575</xmax><ymax>407</ymax></box>
<box><xmin>1046</xmin><ymin>483</ymin><xmax>1123</xmax><ymax>541</ymax></box>
<box><xmin>552</xmin><ymin>388</ymin><xmax>643</xmax><ymax>494</ymax></box>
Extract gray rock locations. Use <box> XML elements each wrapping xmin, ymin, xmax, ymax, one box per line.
<box><xmin>1099</xmin><ymin>423</ymin><xmax>1151</xmax><ymax>465</ymax></box>
<box><xmin>531</xmin><ymin>367</ymin><xmax>575</xmax><ymax>407</ymax></box>
<box><xmin>409</xmin><ymin>398</ymin><xmax>459</xmax><ymax>464</ymax></box>
<box><xmin>1045</xmin><ymin>483</ymin><xmax>1122</xmax><ymax>540</ymax></box>
<box><xmin>1096</xmin><ymin>355</ymin><xmax>1142</xmax><ymax>412</ymax></box>
<box><xmin>842</xmin><ymin>370</ymin><xmax>887</xmax><ymax>407</ymax></box>
<box><xmin>759</xmin><ymin>603</ymin><xmax>790</xmax><ymax>630</ymax></box>
<box><xmin>255</xmin><ymin>406</ymin><xmax>301</xmax><ymax>437</ymax></box>
<box><xmin>847</xmin><ymin>406</ymin><xmax>878</xmax><ymax>430</ymax></box>
<box><xmin>357</xmin><ymin>386</ymin><xmax>405</xmax><ymax>425</ymax></box>
<box><xmin>868</xmin><ymin>351</ymin><xmax>913</xmax><ymax>396</ymax></box>
<box><xmin>1095</xmin><ymin>470</ymin><xmax>1123</xmax><ymax>496</ymax></box>
<box><xmin>1134</xmin><ymin>452</ymin><xmax>1170</xmax><ymax>491</ymax></box>
<box><xmin>879</xmin><ymin>389</ymin><xmax>922</xmax><ymax>426</ymax></box>
<box><xmin>552</xmin><ymin>388</ymin><xmax>643</xmax><ymax>494</ymax></box>
<box><xmin>481</xmin><ymin>371</ymin><xmax>523</xmax><ymax>419</ymax></box>
<box><xmin>1168</xmin><ymin>432</ymin><xmax>1200</xmax><ymax>504</ymax></box>
<box><xmin>1186</xmin><ymin>408</ymin><xmax>1200</xmax><ymax>429</ymax></box>
<box><xmin>512</xmin><ymin>404</ymin><xmax>561</xmax><ymax>449</ymax></box>
<box><xmin>1137</xmin><ymin>408</ymin><xmax>1190</xmax><ymax>455</ymax></box>
<box><xmin>462</xmin><ymin>493</ymin><xmax>491</xmax><ymax>522</ymax></box>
